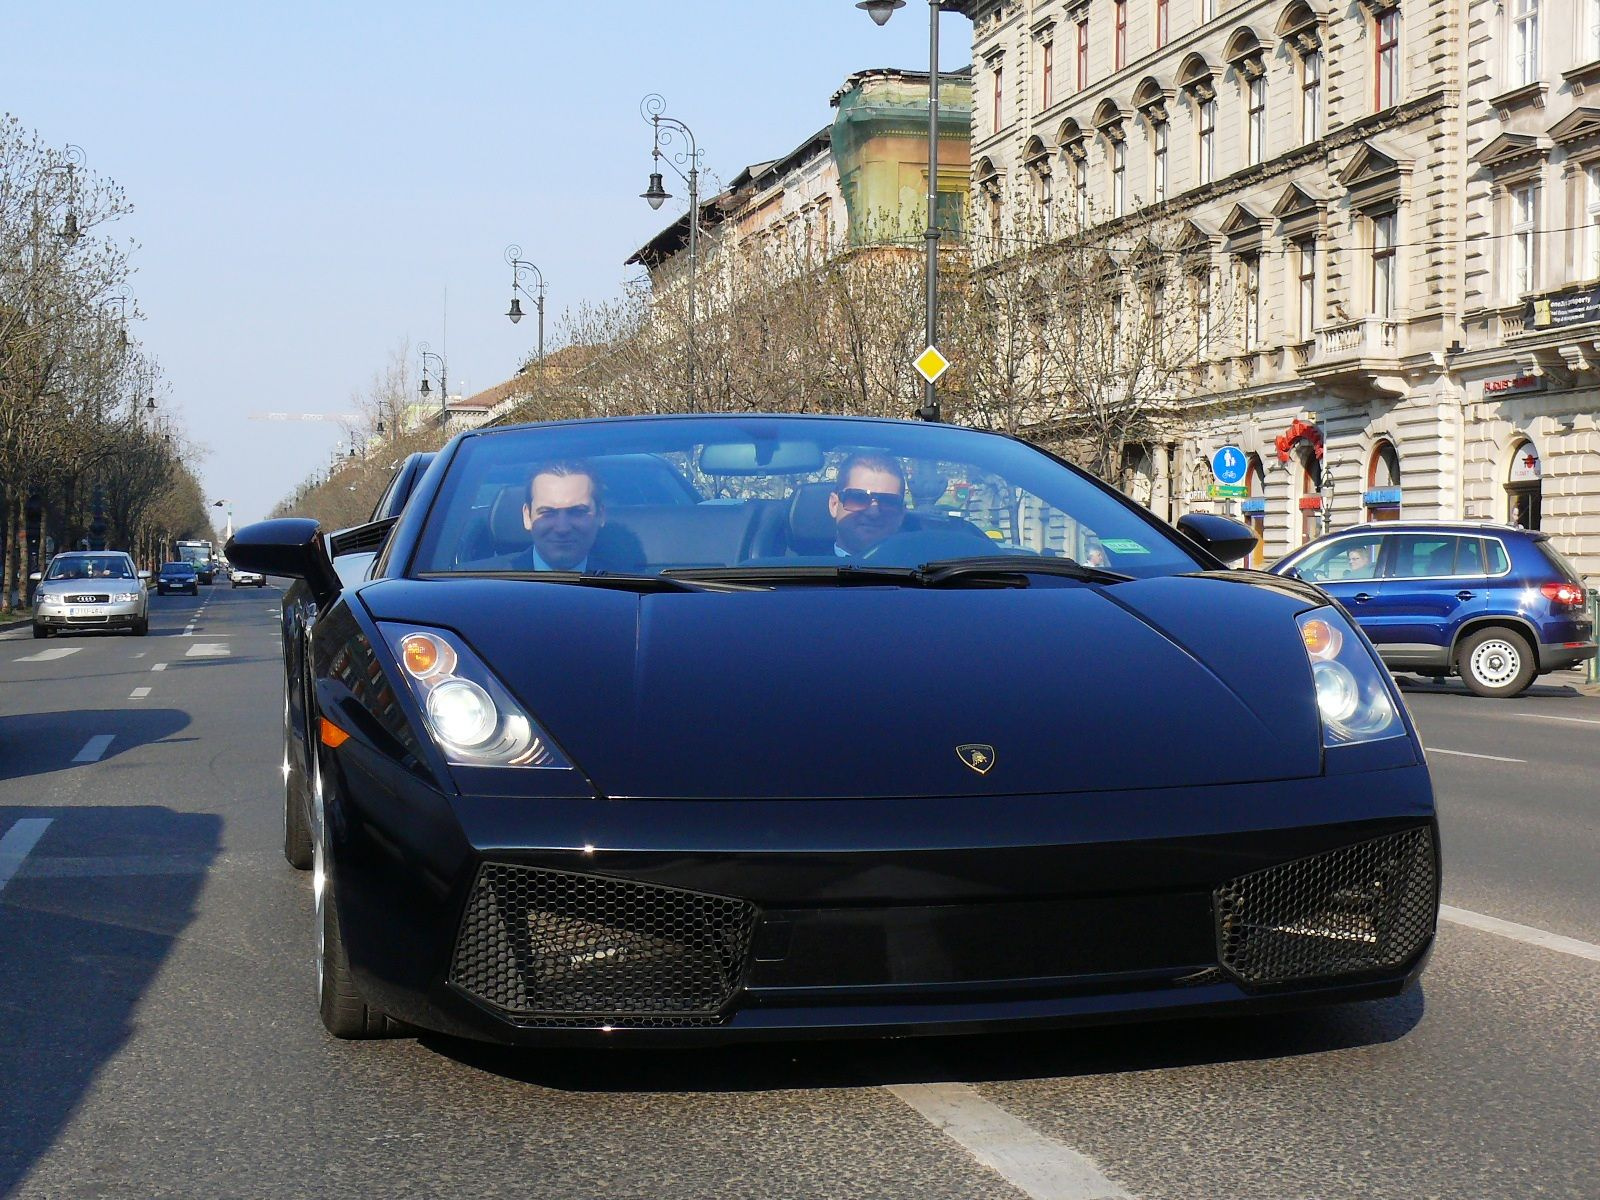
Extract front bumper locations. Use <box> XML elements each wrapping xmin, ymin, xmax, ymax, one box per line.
<box><xmin>35</xmin><ymin>599</ymin><xmax>144</xmax><ymax>628</ymax></box>
<box><xmin>323</xmin><ymin>747</ymin><xmax>1440</xmax><ymax>1046</ymax></box>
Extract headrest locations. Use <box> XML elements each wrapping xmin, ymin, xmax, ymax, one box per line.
<box><xmin>788</xmin><ymin>481</ymin><xmax>838</xmax><ymax>553</ymax></box>
<box><xmin>489</xmin><ymin>484</ymin><xmax>530</xmax><ymax>553</ymax></box>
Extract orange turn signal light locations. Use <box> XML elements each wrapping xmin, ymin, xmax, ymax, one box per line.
<box><xmin>401</xmin><ymin>634</ymin><xmax>438</xmax><ymax>677</ymax></box>
<box><xmin>319</xmin><ymin>717</ymin><xmax>351</xmax><ymax>748</ymax></box>
<box><xmin>1300</xmin><ymin>618</ymin><xmax>1343</xmax><ymax>661</ymax></box>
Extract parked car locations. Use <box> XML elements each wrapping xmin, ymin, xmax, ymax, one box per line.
<box><xmin>1270</xmin><ymin>521</ymin><xmax>1595</xmax><ymax>698</ymax></box>
<box><xmin>31</xmin><ymin>551</ymin><xmax>149</xmax><ymax>637</ymax></box>
<box><xmin>229</xmin><ymin>414</ymin><xmax>1438</xmax><ymax>1044</ymax></box>
<box><xmin>231</xmin><ymin>567</ymin><xmax>266</xmax><ymax>587</ymax></box>
<box><xmin>156</xmin><ymin>561</ymin><xmax>201</xmax><ymax>596</ymax></box>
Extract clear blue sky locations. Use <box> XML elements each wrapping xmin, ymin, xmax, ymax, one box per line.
<box><xmin>4</xmin><ymin>1</ymin><xmax>972</xmax><ymax>526</ymax></box>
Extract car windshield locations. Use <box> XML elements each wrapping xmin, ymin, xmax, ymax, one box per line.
<box><xmin>162</xmin><ymin>563</ymin><xmax>195</xmax><ymax>573</ymax></box>
<box><xmin>45</xmin><ymin>555</ymin><xmax>134</xmax><ymax>580</ymax></box>
<box><xmin>409</xmin><ymin>417</ymin><xmax>1204</xmax><ymax>581</ymax></box>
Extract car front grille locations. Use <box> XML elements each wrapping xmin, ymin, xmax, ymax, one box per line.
<box><xmin>1215</xmin><ymin>826</ymin><xmax>1437</xmax><ymax>986</ymax></box>
<box><xmin>450</xmin><ymin>865</ymin><xmax>759</xmax><ymax>1028</ymax></box>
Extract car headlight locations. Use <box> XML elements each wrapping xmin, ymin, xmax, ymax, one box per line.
<box><xmin>1296</xmin><ymin>608</ymin><xmax>1403</xmax><ymax>746</ymax></box>
<box><xmin>377</xmin><ymin>623</ymin><xmax>571</xmax><ymax>769</ymax></box>
<box><xmin>110</xmin><ymin>592</ymin><xmax>142</xmax><ymax>603</ymax></box>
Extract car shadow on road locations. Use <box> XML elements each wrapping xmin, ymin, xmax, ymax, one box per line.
<box><xmin>429</xmin><ymin>986</ymin><xmax>1426</xmax><ymax>1095</ymax></box>
<box><xmin>1396</xmin><ymin>674</ymin><xmax>1592</xmax><ymax>700</ymax></box>
<box><xmin>0</xmin><ymin>805</ymin><xmax>220</xmax><ymax>1197</ymax></box>
<box><xmin>0</xmin><ymin>709</ymin><xmax>194</xmax><ymax>783</ymax></box>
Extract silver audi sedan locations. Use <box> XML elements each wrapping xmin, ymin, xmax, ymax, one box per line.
<box><xmin>31</xmin><ymin>551</ymin><xmax>150</xmax><ymax>638</ymax></box>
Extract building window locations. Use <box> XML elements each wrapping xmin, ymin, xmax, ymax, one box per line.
<box><xmin>1150</xmin><ymin>282</ymin><xmax>1166</xmax><ymax>353</ymax></box>
<box><xmin>1193</xmin><ymin>269</ymin><xmax>1212</xmax><ymax>354</ymax></box>
<box><xmin>1111</xmin><ymin>294</ymin><xmax>1125</xmax><ymax>367</ymax></box>
<box><xmin>1112</xmin><ymin>140</ymin><xmax>1127</xmax><ymax>217</ymax></box>
<box><xmin>1115</xmin><ymin>1</ymin><xmax>1127</xmax><ymax>71</ymax></box>
<box><xmin>994</xmin><ymin>64</ymin><xmax>1005</xmax><ymax>130</ymax></box>
<box><xmin>1073</xmin><ymin>155</ymin><xmax>1088</xmax><ymax>225</ymax></box>
<box><xmin>1152</xmin><ymin>120</ymin><xmax>1169</xmax><ymax>203</ymax></box>
<box><xmin>1156</xmin><ymin>0</ymin><xmax>1169</xmax><ymax>49</ymax></box>
<box><xmin>1375</xmin><ymin>9</ymin><xmax>1401</xmax><ymax>110</ymax></box>
<box><xmin>1247</xmin><ymin>74</ymin><xmax>1267</xmax><ymax>164</ymax></box>
<box><xmin>987</xmin><ymin>189</ymin><xmax>1003</xmax><ymax>250</ymax></box>
<box><xmin>1371</xmin><ymin>210</ymin><xmax>1398</xmax><ymax>316</ymax></box>
<box><xmin>1587</xmin><ymin>165</ymin><xmax>1600</xmax><ymax>279</ymax></box>
<box><xmin>1301</xmin><ymin>51</ymin><xmax>1322</xmax><ymax>143</ymax></box>
<box><xmin>1296</xmin><ymin>236</ymin><xmax>1318</xmax><ymax>337</ymax></box>
<box><xmin>1590</xmin><ymin>0</ymin><xmax>1600</xmax><ymax>62</ymax></box>
<box><xmin>1078</xmin><ymin>19</ymin><xmax>1090</xmax><ymax>91</ymax></box>
<box><xmin>1198</xmin><ymin>99</ymin><xmax>1216</xmax><ymax>184</ymax></box>
<box><xmin>1239</xmin><ymin>254</ymin><xmax>1261</xmax><ymax>348</ymax></box>
<box><xmin>1198</xmin><ymin>0</ymin><xmax>1215</xmax><ymax>20</ymax></box>
<box><xmin>1038</xmin><ymin>170</ymin><xmax>1054</xmax><ymax>237</ymax></box>
<box><xmin>1042</xmin><ymin>40</ymin><xmax>1054</xmax><ymax>109</ymax></box>
<box><xmin>1511</xmin><ymin>183</ymin><xmax>1539</xmax><ymax>297</ymax></box>
<box><xmin>1510</xmin><ymin>0</ymin><xmax>1540</xmax><ymax>88</ymax></box>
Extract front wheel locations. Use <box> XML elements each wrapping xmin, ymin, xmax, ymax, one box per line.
<box><xmin>133</xmin><ymin>617</ymin><xmax>148</xmax><ymax>637</ymax></box>
<box><xmin>32</xmin><ymin>623</ymin><xmax>48</xmax><ymax>639</ymax></box>
<box><xmin>1455</xmin><ymin>627</ymin><xmax>1536</xmax><ymax>698</ymax></box>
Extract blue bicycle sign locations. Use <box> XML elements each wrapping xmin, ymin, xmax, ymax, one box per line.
<box><xmin>1211</xmin><ymin>446</ymin><xmax>1248</xmax><ymax>486</ymax></box>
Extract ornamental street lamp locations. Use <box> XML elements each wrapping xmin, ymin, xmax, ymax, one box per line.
<box><xmin>857</xmin><ymin>0</ymin><xmax>945</xmax><ymax>422</ymax></box>
<box><xmin>503</xmin><ymin>244</ymin><xmax>548</xmax><ymax>386</ymax></box>
<box><xmin>418</xmin><ymin>341</ymin><xmax>446</xmax><ymax>419</ymax></box>
<box><xmin>639</xmin><ymin>94</ymin><xmax>704</xmax><ymax>410</ymax></box>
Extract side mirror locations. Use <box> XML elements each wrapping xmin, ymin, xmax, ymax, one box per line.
<box><xmin>226</xmin><ymin>518</ymin><xmax>340</xmax><ymax>607</ymax></box>
<box><xmin>28</xmin><ymin>572</ymin><xmax>41</xmax><ymax>582</ymax></box>
<box><xmin>1176</xmin><ymin>513</ymin><xmax>1260</xmax><ymax>566</ymax></box>
<box><xmin>137</xmin><ymin>570</ymin><xmax>151</xmax><ymax>580</ymax></box>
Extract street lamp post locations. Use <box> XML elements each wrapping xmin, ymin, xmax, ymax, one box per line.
<box><xmin>639</xmin><ymin>94</ymin><xmax>704</xmax><ymax>411</ymax></box>
<box><xmin>211</xmin><ymin>499</ymin><xmax>234</xmax><ymax>542</ymax></box>
<box><xmin>857</xmin><ymin>0</ymin><xmax>945</xmax><ymax>422</ymax></box>
<box><xmin>503</xmin><ymin>245</ymin><xmax>548</xmax><ymax>386</ymax></box>
<box><xmin>418</xmin><ymin>342</ymin><xmax>447</xmax><ymax>421</ymax></box>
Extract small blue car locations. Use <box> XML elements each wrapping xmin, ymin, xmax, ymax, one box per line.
<box><xmin>1271</xmin><ymin>521</ymin><xmax>1595</xmax><ymax>697</ymax></box>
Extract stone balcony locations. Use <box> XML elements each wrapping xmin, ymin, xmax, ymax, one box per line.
<box><xmin>1296</xmin><ymin>315</ymin><xmax>1407</xmax><ymax>397</ymax></box>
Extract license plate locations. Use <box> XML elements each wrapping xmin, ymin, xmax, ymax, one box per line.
<box><xmin>69</xmin><ymin>607</ymin><xmax>101</xmax><ymax>616</ymax></box>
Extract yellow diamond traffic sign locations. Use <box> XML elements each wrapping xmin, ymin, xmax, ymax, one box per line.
<box><xmin>913</xmin><ymin>345</ymin><xmax>951</xmax><ymax>384</ymax></box>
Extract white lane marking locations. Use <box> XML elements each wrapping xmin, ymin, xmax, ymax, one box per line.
<box><xmin>72</xmin><ymin>734</ymin><xmax>115</xmax><ymax>763</ymax></box>
<box><xmin>1441</xmin><ymin>905</ymin><xmax>1600</xmax><ymax>964</ymax></box>
<box><xmin>0</xmin><ymin>819</ymin><xmax>54</xmax><ymax>897</ymax></box>
<box><xmin>1506</xmin><ymin>712</ymin><xmax>1600</xmax><ymax>727</ymax></box>
<box><xmin>1425</xmin><ymin>747</ymin><xmax>1526</xmax><ymax>763</ymax></box>
<box><xmin>128</xmin><ymin>687</ymin><xmax>151</xmax><ymax>699</ymax></box>
<box><xmin>185</xmin><ymin>643</ymin><xmax>229</xmax><ymax>657</ymax></box>
<box><xmin>151</xmin><ymin>662</ymin><xmax>167</xmax><ymax>671</ymax></box>
<box><xmin>14</xmin><ymin>647</ymin><xmax>81</xmax><ymax>662</ymax></box>
<box><xmin>887</xmin><ymin>1081</ymin><xmax>1132</xmax><ymax>1200</ymax></box>
<box><xmin>132</xmin><ymin>652</ymin><xmax>145</xmax><ymax>659</ymax></box>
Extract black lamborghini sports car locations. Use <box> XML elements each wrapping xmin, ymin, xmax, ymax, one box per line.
<box><xmin>228</xmin><ymin>415</ymin><xmax>1439</xmax><ymax>1043</ymax></box>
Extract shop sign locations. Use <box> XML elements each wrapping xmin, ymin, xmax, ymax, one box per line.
<box><xmin>1363</xmin><ymin>487</ymin><xmax>1403</xmax><ymax>506</ymax></box>
<box><xmin>1298</xmin><ymin>496</ymin><xmax>1324</xmax><ymax>511</ymax></box>
<box><xmin>1525</xmin><ymin>286</ymin><xmax>1600</xmax><ymax>331</ymax></box>
<box><xmin>1483</xmin><ymin>374</ymin><xmax>1543</xmax><ymax>396</ymax></box>
<box><xmin>1240</xmin><ymin>498</ymin><xmax>1266</xmax><ymax>516</ymax></box>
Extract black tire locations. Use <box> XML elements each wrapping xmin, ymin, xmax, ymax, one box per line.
<box><xmin>283</xmin><ymin>690</ymin><xmax>314</xmax><ymax>870</ymax></box>
<box><xmin>132</xmin><ymin>617</ymin><xmax>149</xmax><ymax>637</ymax></box>
<box><xmin>32</xmin><ymin>623</ymin><xmax>48</xmax><ymax>639</ymax></box>
<box><xmin>312</xmin><ymin>756</ymin><xmax>409</xmax><ymax>1039</ymax></box>
<box><xmin>1455</xmin><ymin>627</ymin><xmax>1536</xmax><ymax>698</ymax></box>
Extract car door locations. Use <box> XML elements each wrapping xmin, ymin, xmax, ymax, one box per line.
<box><xmin>1285</xmin><ymin>534</ymin><xmax>1387</xmax><ymax>625</ymax></box>
<box><xmin>1359</xmin><ymin>534</ymin><xmax>1487</xmax><ymax>669</ymax></box>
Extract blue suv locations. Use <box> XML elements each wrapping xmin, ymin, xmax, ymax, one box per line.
<box><xmin>1271</xmin><ymin>521</ymin><xmax>1595</xmax><ymax>697</ymax></box>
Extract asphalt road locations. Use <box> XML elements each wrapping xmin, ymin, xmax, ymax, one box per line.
<box><xmin>1</xmin><ymin>589</ymin><xmax>1596</xmax><ymax>1200</ymax></box>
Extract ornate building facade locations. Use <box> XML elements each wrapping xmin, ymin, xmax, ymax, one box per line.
<box><xmin>964</xmin><ymin>0</ymin><xmax>1599</xmax><ymax>582</ymax></box>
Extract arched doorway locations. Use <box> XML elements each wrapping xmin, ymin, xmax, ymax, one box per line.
<box><xmin>1241</xmin><ymin>452</ymin><xmax>1267</xmax><ymax>567</ymax></box>
<box><xmin>1365</xmin><ymin>440</ymin><xmax>1402</xmax><ymax>521</ymax></box>
<box><xmin>1293</xmin><ymin>441</ymin><xmax>1323</xmax><ymax>547</ymax></box>
<box><xmin>1506</xmin><ymin>439</ymin><xmax>1542</xmax><ymax>529</ymax></box>
<box><xmin>1189</xmin><ymin>460</ymin><xmax>1216</xmax><ymax>514</ymax></box>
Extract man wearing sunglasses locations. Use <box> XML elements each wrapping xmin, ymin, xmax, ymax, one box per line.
<box><xmin>828</xmin><ymin>452</ymin><xmax>907</xmax><ymax>557</ymax></box>
<box><xmin>520</xmin><ymin>460</ymin><xmax>607</xmax><ymax>571</ymax></box>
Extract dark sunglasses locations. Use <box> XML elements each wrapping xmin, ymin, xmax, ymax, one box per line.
<box><xmin>836</xmin><ymin>487</ymin><xmax>905</xmax><ymax>512</ymax></box>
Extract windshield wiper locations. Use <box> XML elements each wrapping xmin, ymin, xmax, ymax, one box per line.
<box><xmin>664</xmin><ymin>564</ymin><xmax>921</xmax><ymax>587</ymax></box>
<box><xmin>913</xmin><ymin>556</ymin><xmax>1133</xmax><ymax>587</ymax></box>
<box><xmin>417</xmin><ymin>570</ymin><xmax>765</xmax><ymax>593</ymax></box>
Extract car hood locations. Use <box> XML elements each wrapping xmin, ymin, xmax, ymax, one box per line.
<box><xmin>358</xmin><ymin>573</ymin><xmax>1328</xmax><ymax>800</ymax></box>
